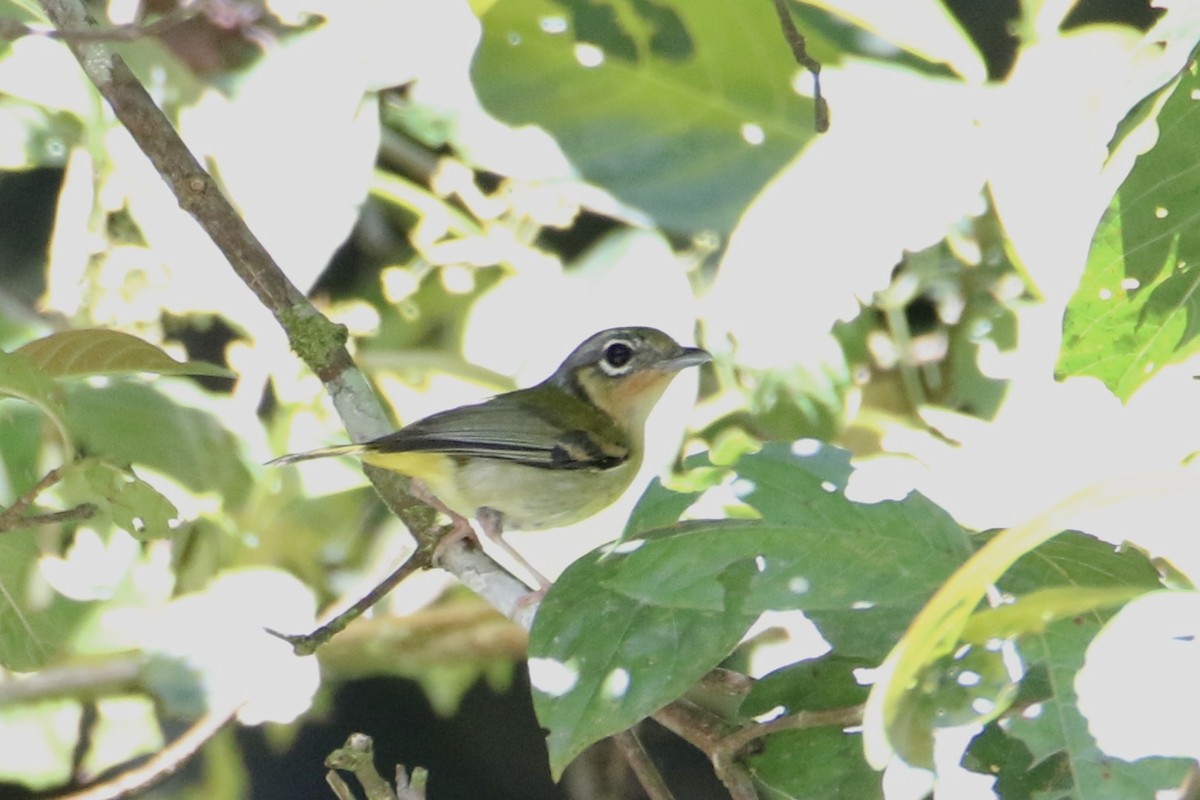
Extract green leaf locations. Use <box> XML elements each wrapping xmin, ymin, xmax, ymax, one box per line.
<box><xmin>472</xmin><ymin>0</ymin><xmax>817</xmax><ymax>233</ymax></box>
<box><xmin>602</xmin><ymin>445</ymin><xmax>974</xmax><ymax>660</ymax></box>
<box><xmin>1006</xmin><ymin>618</ymin><xmax>1193</xmax><ymax>800</ymax></box>
<box><xmin>529</xmin><ymin>554</ymin><xmax>759</xmax><ymax>778</ymax></box>
<box><xmin>0</xmin><ymin>532</ymin><xmax>89</xmax><ymax>670</ymax></box>
<box><xmin>742</xmin><ymin>652</ymin><xmax>870</xmax><ymax>717</ymax></box>
<box><xmin>0</xmin><ymin>349</ymin><xmax>72</xmax><ymax>458</ymax></box>
<box><xmin>741</xmin><ymin>655</ymin><xmax>879</xmax><ymax>800</ymax></box>
<box><xmin>16</xmin><ymin>329</ymin><xmax>231</xmax><ymax>379</ymax></box>
<box><xmin>961</xmin><ymin>585</ymin><xmax>1148</xmax><ymax>644</ymax></box>
<box><xmin>531</xmin><ymin>443</ymin><xmax>972</xmax><ymax>778</ymax></box>
<box><xmin>62</xmin><ymin>381</ymin><xmax>252</xmax><ymax>507</ymax></box>
<box><xmin>1059</xmin><ymin>61</ymin><xmax>1200</xmax><ymax>399</ymax></box>
<box><xmin>751</xmin><ymin>728</ymin><xmax>882</xmax><ymax>800</ymax></box>
<box><xmin>0</xmin><ymin>403</ymin><xmax>45</xmax><ymax>499</ymax></box>
<box><xmin>865</xmin><ymin>524</ymin><xmax>1168</xmax><ymax>770</ymax></box>
<box><xmin>62</xmin><ymin>459</ymin><xmax>180</xmax><ymax>541</ymax></box>
<box><xmin>996</xmin><ymin>529</ymin><xmax>1166</xmax><ymax>594</ymax></box>
<box><xmin>620</xmin><ymin>473</ymin><xmax>703</xmax><ymax>539</ymax></box>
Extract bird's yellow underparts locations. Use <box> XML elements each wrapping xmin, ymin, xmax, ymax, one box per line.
<box><xmin>270</xmin><ymin>326</ymin><xmax>711</xmax><ymax>585</ymax></box>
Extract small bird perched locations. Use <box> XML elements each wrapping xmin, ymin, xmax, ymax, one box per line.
<box><xmin>270</xmin><ymin>326</ymin><xmax>710</xmax><ymax>584</ymax></box>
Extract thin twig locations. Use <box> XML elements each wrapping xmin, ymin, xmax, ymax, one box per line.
<box><xmin>654</xmin><ymin>694</ymin><xmax>866</xmax><ymax>799</ymax></box>
<box><xmin>51</xmin><ymin>706</ymin><xmax>241</xmax><ymax>800</ymax></box>
<box><xmin>266</xmin><ymin>540</ymin><xmax>437</xmax><ymax>655</ymax></box>
<box><xmin>716</xmin><ymin>704</ymin><xmax>864</xmax><ymax>760</ymax></box>
<box><xmin>770</xmin><ymin>0</ymin><xmax>829</xmax><ymax>132</ymax></box>
<box><xmin>1</xmin><ymin>503</ymin><xmax>98</xmax><ymax>531</ymax></box>
<box><xmin>34</xmin><ymin>0</ymin><xmax>523</xmax><ymax>592</ymax></box>
<box><xmin>611</xmin><ymin>729</ymin><xmax>676</xmax><ymax>800</ymax></box>
<box><xmin>0</xmin><ymin>465</ymin><xmax>67</xmax><ymax>531</ymax></box>
<box><xmin>32</xmin><ymin>2</ymin><xmax>529</xmax><ymax>797</ymax></box>
<box><xmin>0</xmin><ymin>656</ymin><xmax>143</xmax><ymax>707</ymax></box>
<box><xmin>651</xmin><ymin>700</ymin><xmax>757</xmax><ymax>800</ymax></box>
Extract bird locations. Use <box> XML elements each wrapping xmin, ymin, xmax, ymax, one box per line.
<box><xmin>269</xmin><ymin>326</ymin><xmax>711</xmax><ymax>586</ymax></box>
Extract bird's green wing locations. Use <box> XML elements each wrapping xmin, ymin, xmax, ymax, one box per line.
<box><xmin>365</xmin><ymin>389</ymin><xmax>630</xmax><ymax>470</ymax></box>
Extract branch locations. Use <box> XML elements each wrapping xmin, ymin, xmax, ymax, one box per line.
<box><xmin>33</xmin><ymin>0</ymin><xmax>534</xmax><ymax>792</ymax></box>
<box><xmin>770</xmin><ymin>0</ymin><xmax>829</xmax><ymax>132</ymax></box>
<box><xmin>51</xmin><ymin>707</ymin><xmax>241</xmax><ymax>800</ymax></box>
<box><xmin>0</xmin><ymin>464</ymin><xmax>66</xmax><ymax>531</ymax></box>
<box><xmin>714</xmin><ymin>704</ymin><xmax>864</xmax><ymax>760</ymax></box>
<box><xmin>0</xmin><ymin>656</ymin><xmax>143</xmax><ymax>706</ymax></box>
<box><xmin>652</xmin><ymin>700</ymin><xmax>757</xmax><ymax>800</ymax></box>
<box><xmin>34</xmin><ymin>0</ymin><xmax>526</xmax><ymax>602</ymax></box>
<box><xmin>611</xmin><ymin>729</ymin><xmax>677</xmax><ymax>800</ymax></box>
<box><xmin>652</xmin><ymin>690</ymin><xmax>865</xmax><ymax>800</ymax></box>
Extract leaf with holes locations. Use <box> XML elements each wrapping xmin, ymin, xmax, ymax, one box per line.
<box><xmin>60</xmin><ymin>459</ymin><xmax>180</xmax><ymax>541</ymax></box>
<box><xmin>1005</xmin><ymin>617</ymin><xmax>1193</xmax><ymax>799</ymax></box>
<box><xmin>531</xmin><ymin>444</ymin><xmax>973</xmax><ymax>777</ymax></box>
<box><xmin>530</xmin><ymin>553</ymin><xmax>759</xmax><ymax>778</ymax></box>
<box><xmin>472</xmin><ymin>0</ymin><xmax>817</xmax><ymax>233</ymax></box>
<box><xmin>63</xmin><ymin>381</ymin><xmax>252</xmax><ymax>507</ymax></box>
<box><xmin>1059</xmin><ymin>58</ymin><xmax>1200</xmax><ymax>399</ymax></box>
<box><xmin>602</xmin><ymin>445</ymin><xmax>974</xmax><ymax>660</ymax></box>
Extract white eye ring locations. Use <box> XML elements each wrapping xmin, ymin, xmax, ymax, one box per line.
<box><xmin>598</xmin><ymin>339</ymin><xmax>636</xmax><ymax>376</ymax></box>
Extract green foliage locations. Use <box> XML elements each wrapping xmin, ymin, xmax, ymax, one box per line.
<box><xmin>17</xmin><ymin>329</ymin><xmax>232</xmax><ymax>379</ymax></box>
<box><xmin>0</xmin><ymin>531</ymin><xmax>89</xmax><ymax>670</ymax></box>
<box><xmin>2</xmin><ymin>0</ymin><xmax>1200</xmax><ymax>796</ymax></box>
<box><xmin>1060</xmin><ymin>61</ymin><xmax>1200</xmax><ymax>398</ymax></box>
<box><xmin>743</xmin><ymin>655</ymin><xmax>880</xmax><ymax>799</ymax></box>
<box><xmin>62</xmin><ymin>381</ymin><xmax>252</xmax><ymax>505</ymax></box>
<box><xmin>531</xmin><ymin>443</ymin><xmax>973</xmax><ymax>776</ymax></box>
<box><xmin>472</xmin><ymin>0</ymin><xmax>817</xmax><ymax>233</ymax></box>
<box><xmin>1004</xmin><ymin>618</ymin><xmax>1193</xmax><ymax>800</ymax></box>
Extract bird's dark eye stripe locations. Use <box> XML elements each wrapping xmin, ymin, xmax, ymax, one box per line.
<box><xmin>604</xmin><ymin>341</ymin><xmax>634</xmax><ymax>368</ymax></box>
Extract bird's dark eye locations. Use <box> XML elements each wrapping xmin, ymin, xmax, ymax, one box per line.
<box><xmin>603</xmin><ymin>341</ymin><xmax>635</xmax><ymax>371</ymax></box>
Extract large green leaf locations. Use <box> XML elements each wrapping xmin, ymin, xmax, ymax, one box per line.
<box><xmin>1006</xmin><ymin>618</ymin><xmax>1192</xmax><ymax>800</ymax></box>
<box><xmin>0</xmin><ymin>532</ymin><xmax>89</xmax><ymax>670</ymax></box>
<box><xmin>529</xmin><ymin>551</ymin><xmax>759</xmax><ymax>778</ymax></box>
<box><xmin>530</xmin><ymin>443</ymin><xmax>972</xmax><ymax>777</ymax></box>
<box><xmin>62</xmin><ymin>381</ymin><xmax>252</xmax><ymax>507</ymax></box>
<box><xmin>16</xmin><ymin>329</ymin><xmax>231</xmax><ymax>379</ymax></box>
<box><xmin>743</xmin><ymin>654</ymin><xmax>881</xmax><ymax>799</ymax></box>
<box><xmin>1059</xmin><ymin>59</ymin><xmax>1200</xmax><ymax>399</ymax></box>
<box><xmin>601</xmin><ymin>445</ymin><xmax>974</xmax><ymax>659</ymax></box>
<box><xmin>57</xmin><ymin>459</ymin><xmax>181</xmax><ymax>541</ymax></box>
<box><xmin>876</xmin><ymin>528</ymin><xmax>1169</xmax><ymax>774</ymax></box>
<box><xmin>0</xmin><ymin>349</ymin><xmax>71</xmax><ymax>458</ymax></box>
<box><xmin>472</xmin><ymin>0</ymin><xmax>817</xmax><ymax>233</ymax></box>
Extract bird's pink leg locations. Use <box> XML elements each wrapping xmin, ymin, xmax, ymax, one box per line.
<box><xmin>476</xmin><ymin>507</ymin><xmax>552</xmax><ymax>592</ymax></box>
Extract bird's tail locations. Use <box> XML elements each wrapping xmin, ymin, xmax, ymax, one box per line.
<box><xmin>266</xmin><ymin>443</ymin><xmax>371</xmax><ymax>466</ymax></box>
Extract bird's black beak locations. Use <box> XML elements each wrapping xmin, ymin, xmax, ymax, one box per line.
<box><xmin>660</xmin><ymin>346</ymin><xmax>712</xmax><ymax>372</ymax></box>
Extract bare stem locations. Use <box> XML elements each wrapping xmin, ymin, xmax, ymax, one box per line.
<box><xmin>770</xmin><ymin>0</ymin><xmax>829</xmax><ymax>132</ymax></box>
<box><xmin>717</xmin><ymin>704</ymin><xmax>864</xmax><ymax>760</ymax></box>
<box><xmin>33</xmin><ymin>0</ymin><xmax>525</xmax><ymax>600</ymax></box>
<box><xmin>266</xmin><ymin>542</ymin><xmax>437</xmax><ymax>655</ymax></box>
<box><xmin>30</xmin><ymin>2</ymin><xmax>531</xmax><ymax>795</ymax></box>
<box><xmin>50</xmin><ymin>707</ymin><xmax>240</xmax><ymax>800</ymax></box>
<box><xmin>653</xmin><ymin>690</ymin><xmax>866</xmax><ymax>800</ymax></box>
<box><xmin>0</xmin><ymin>464</ymin><xmax>67</xmax><ymax>531</ymax></box>
<box><xmin>611</xmin><ymin>729</ymin><xmax>677</xmax><ymax>800</ymax></box>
